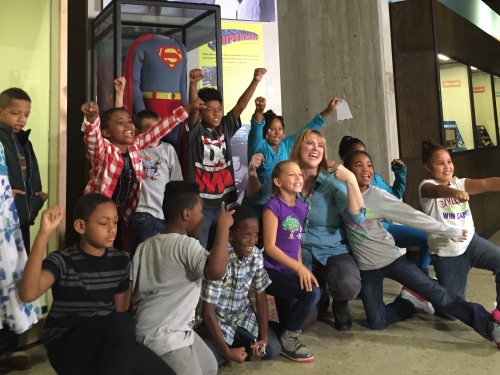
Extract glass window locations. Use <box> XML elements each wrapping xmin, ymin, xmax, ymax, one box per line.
<box><xmin>439</xmin><ymin>57</ymin><xmax>474</xmax><ymax>151</ymax></box>
<box><xmin>471</xmin><ymin>69</ymin><xmax>497</xmax><ymax>147</ymax></box>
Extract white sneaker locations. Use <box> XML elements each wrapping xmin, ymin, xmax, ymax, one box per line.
<box><xmin>400</xmin><ymin>288</ymin><xmax>435</xmax><ymax>315</ymax></box>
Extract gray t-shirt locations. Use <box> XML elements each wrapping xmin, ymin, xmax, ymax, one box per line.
<box><xmin>136</xmin><ymin>142</ymin><xmax>183</xmax><ymax>219</ymax></box>
<box><xmin>344</xmin><ymin>186</ymin><xmax>462</xmax><ymax>270</ymax></box>
<box><xmin>131</xmin><ymin>233</ymin><xmax>209</xmax><ymax>355</ymax></box>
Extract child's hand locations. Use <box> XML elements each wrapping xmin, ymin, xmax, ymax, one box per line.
<box><xmin>226</xmin><ymin>347</ymin><xmax>248</xmax><ymax>363</ymax></box>
<box><xmin>185</xmin><ymin>98</ymin><xmax>206</xmax><ymax>113</ymax></box>
<box><xmin>12</xmin><ymin>189</ymin><xmax>25</xmax><ymax>197</ymax></box>
<box><xmin>114</xmin><ymin>77</ymin><xmax>126</xmax><ymax>93</ymax></box>
<box><xmin>296</xmin><ymin>264</ymin><xmax>319</xmax><ymax>292</ymax></box>
<box><xmin>459</xmin><ymin>229</ymin><xmax>468</xmax><ymax>242</ymax></box>
<box><xmin>81</xmin><ymin>101</ymin><xmax>100</xmax><ymax>123</ymax></box>
<box><xmin>250</xmin><ymin>339</ymin><xmax>267</xmax><ymax>358</ymax></box>
<box><xmin>254</xmin><ymin>97</ymin><xmax>266</xmax><ymax>113</ymax></box>
<box><xmin>391</xmin><ymin>159</ymin><xmax>405</xmax><ymax>167</ymax></box>
<box><xmin>327</xmin><ymin>159</ymin><xmax>337</xmax><ymax>170</ymax></box>
<box><xmin>249</xmin><ymin>153</ymin><xmax>265</xmax><ymax>172</ymax></box>
<box><xmin>39</xmin><ymin>206</ymin><xmax>64</xmax><ymax>235</ymax></box>
<box><xmin>216</xmin><ymin>202</ymin><xmax>235</xmax><ymax>229</ymax></box>
<box><xmin>189</xmin><ymin>69</ymin><xmax>204</xmax><ymax>83</ymax></box>
<box><xmin>35</xmin><ymin>192</ymin><xmax>49</xmax><ymax>201</ymax></box>
<box><xmin>332</xmin><ymin>164</ymin><xmax>356</xmax><ymax>183</ymax></box>
<box><xmin>253</xmin><ymin>68</ymin><xmax>267</xmax><ymax>82</ymax></box>
<box><xmin>454</xmin><ymin>190</ymin><xmax>469</xmax><ymax>202</ymax></box>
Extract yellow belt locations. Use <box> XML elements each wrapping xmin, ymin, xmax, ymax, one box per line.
<box><xmin>142</xmin><ymin>92</ymin><xmax>182</xmax><ymax>100</ymax></box>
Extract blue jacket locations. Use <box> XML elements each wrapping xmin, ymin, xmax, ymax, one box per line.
<box><xmin>247</xmin><ymin>113</ymin><xmax>327</xmax><ymax>184</ymax></box>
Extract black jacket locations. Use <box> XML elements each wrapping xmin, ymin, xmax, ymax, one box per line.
<box><xmin>0</xmin><ymin>124</ymin><xmax>44</xmax><ymax>226</ymax></box>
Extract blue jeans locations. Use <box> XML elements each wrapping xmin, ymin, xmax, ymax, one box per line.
<box><xmin>265</xmin><ymin>268</ymin><xmax>321</xmax><ymax>332</ymax></box>
<box><xmin>198</xmin><ymin>324</ymin><xmax>281</xmax><ymax>367</ymax></box>
<box><xmin>432</xmin><ymin>233</ymin><xmax>500</xmax><ymax>306</ymax></box>
<box><xmin>387</xmin><ymin>224</ymin><xmax>431</xmax><ymax>270</ymax></box>
<box><xmin>198</xmin><ymin>208</ymin><xmax>220</xmax><ymax>250</ymax></box>
<box><xmin>360</xmin><ymin>256</ymin><xmax>494</xmax><ymax>339</ymax></box>
<box><xmin>129</xmin><ymin>212</ymin><xmax>166</xmax><ymax>257</ymax></box>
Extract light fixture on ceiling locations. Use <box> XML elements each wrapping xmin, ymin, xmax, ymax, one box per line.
<box><xmin>438</xmin><ymin>54</ymin><xmax>450</xmax><ymax>61</ymax></box>
<box><xmin>471</xmin><ymin>66</ymin><xmax>478</xmax><ymax>70</ymax></box>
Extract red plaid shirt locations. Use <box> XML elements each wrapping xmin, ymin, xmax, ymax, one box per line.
<box><xmin>82</xmin><ymin>106</ymin><xmax>188</xmax><ymax>222</ymax></box>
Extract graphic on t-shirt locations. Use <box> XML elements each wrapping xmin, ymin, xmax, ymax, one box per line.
<box><xmin>195</xmin><ymin>134</ymin><xmax>235</xmax><ymax>197</ymax></box>
<box><xmin>142</xmin><ymin>155</ymin><xmax>162</xmax><ymax>180</ymax></box>
<box><xmin>345</xmin><ymin>219</ymin><xmax>371</xmax><ymax>246</ymax></box>
<box><xmin>439</xmin><ymin>198</ymin><xmax>471</xmax><ymax>220</ymax></box>
<box><xmin>282</xmin><ymin>215</ymin><xmax>302</xmax><ymax>240</ymax></box>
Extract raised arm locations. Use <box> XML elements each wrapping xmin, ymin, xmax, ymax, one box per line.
<box><xmin>81</xmin><ymin>102</ymin><xmax>106</xmax><ymax>165</ymax></box>
<box><xmin>390</xmin><ymin>160</ymin><xmax>407</xmax><ymax>199</ymax></box>
<box><xmin>114</xmin><ymin>77</ymin><xmax>126</xmax><ymax>108</ymax></box>
<box><xmin>465</xmin><ymin>177</ymin><xmax>500</xmax><ymax>195</ymax></box>
<box><xmin>136</xmin><ymin>99</ymin><xmax>205</xmax><ymax>149</ymax></box>
<box><xmin>333</xmin><ymin>165</ymin><xmax>364</xmax><ymax>217</ymax></box>
<box><xmin>19</xmin><ymin>206</ymin><xmax>64</xmax><ymax>302</ymax></box>
<box><xmin>375</xmin><ymin>189</ymin><xmax>464</xmax><ymax>241</ymax></box>
<box><xmin>231</xmin><ymin>68</ymin><xmax>267</xmax><ymax>119</ymax></box>
<box><xmin>247</xmin><ymin>153</ymin><xmax>264</xmax><ymax>197</ymax></box>
<box><xmin>204</xmin><ymin>202</ymin><xmax>234</xmax><ymax>280</ymax></box>
<box><xmin>420</xmin><ymin>182</ymin><xmax>469</xmax><ymax>202</ymax></box>
<box><xmin>187</xmin><ymin>69</ymin><xmax>203</xmax><ymax>129</ymax></box>
<box><xmin>247</xmin><ymin>97</ymin><xmax>267</xmax><ymax>158</ymax></box>
<box><xmin>202</xmin><ymin>301</ymin><xmax>247</xmax><ymax>363</ymax></box>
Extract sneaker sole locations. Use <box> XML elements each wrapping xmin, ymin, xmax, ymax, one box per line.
<box><xmin>280</xmin><ymin>352</ymin><xmax>314</xmax><ymax>363</ymax></box>
<box><xmin>401</xmin><ymin>288</ymin><xmax>435</xmax><ymax>315</ymax></box>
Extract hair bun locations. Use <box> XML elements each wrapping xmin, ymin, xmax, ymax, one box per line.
<box><xmin>421</xmin><ymin>139</ymin><xmax>434</xmax><ymax>150</ymax></box>
<box><xmin>264</xmin><ymin>110</ymin><xmax>276</xmax><ymax>117</ymax></box>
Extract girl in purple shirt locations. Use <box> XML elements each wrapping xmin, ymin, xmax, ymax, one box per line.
<box><xmin>262</xmin><ymin>160</ymin><xmax>320</xmax><ymax>363</ymax></box>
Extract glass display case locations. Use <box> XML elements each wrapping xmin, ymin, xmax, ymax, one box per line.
<box><xmin>92</xmin><ymin>0</ymin><xmax>222</xmax><ymax>112</ymax></box>
<box><xmin>438</xmin><ymin>57</ymin><xmax>474</xmax><ymax>151</ymax></box>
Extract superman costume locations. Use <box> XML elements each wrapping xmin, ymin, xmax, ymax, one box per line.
<box><xmin>123</xmin><ymin>34</ymin><xmax>189</xmax><ymax>176</ymax></box>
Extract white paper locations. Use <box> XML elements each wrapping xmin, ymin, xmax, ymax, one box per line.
<box><xmin>336</xmin><ymin>99</ymin><xmax>353</xmax><ymax>121</ymax></box>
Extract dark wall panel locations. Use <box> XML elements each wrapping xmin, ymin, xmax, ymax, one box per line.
<box><xmin>393</xmin><ymin>50</ymin><xmax>441</xmax><ymax>160</ymax></box>
<box><xmin>66</xmin><ymin>0</ymin><xmax>89</xmax><ymax>246</ymax></box>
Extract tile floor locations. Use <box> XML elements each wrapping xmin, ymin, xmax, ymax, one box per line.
<box><xmin>4</xmin><ymin>236</ymin><xmax>500</xmax><ymax>375</ymax></box>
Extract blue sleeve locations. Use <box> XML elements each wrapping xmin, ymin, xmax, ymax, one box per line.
<box><xmin>390</xmin><ymin>164</ymin><xmax>407</xmax><ymax>199</ymax></box>
<box><xmin>286</xmin><ymin>113</ymin><xmax>327</xmax><ymax>144</ymax></box>
<box><xmin>333</xmin><ymin>180</ymin><xmax>366</xmax><ymax>225</ymax></box>
<box><xmin>247</xmin><ymin>178</ymin><xmax>273</xmax><ymax>205</ymax></box>
<box><xmin>247</xmin><ymin>116</ymin><xmax>267</xmax><ymax>162</ymax></box>
<box><xmin>132</xmin><ymin>44</ymin><xmax>146</xmax><ymax>113</ymax></box>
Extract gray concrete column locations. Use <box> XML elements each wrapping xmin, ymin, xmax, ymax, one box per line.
<box><xmin>277</xmin><ymin>0</ymin><xmax>398</xmax><ymax>181</ymax></box>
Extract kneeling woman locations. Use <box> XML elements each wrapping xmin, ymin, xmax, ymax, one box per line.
<box><xmin>342</xmin><ymin>150</ymin><xmax>499</xmax><ymax>348</ymax></box>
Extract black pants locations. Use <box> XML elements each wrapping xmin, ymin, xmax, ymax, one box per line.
<box><xmin>46</xmin><ymin>312</ymin><xmax>175</xmax><ymax>375</ymax></box>
<box><xmin>0</xmin><ymin>325</ymin><xmax>19</xmax><ymax>357</ymax></box>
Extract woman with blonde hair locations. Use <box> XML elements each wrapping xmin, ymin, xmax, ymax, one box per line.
<box><xmin>248</xmin><ymin>129</ymin><xmax>365</xmax><ymax>333</ymax></box>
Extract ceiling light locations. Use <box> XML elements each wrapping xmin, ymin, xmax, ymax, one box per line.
<box><xmin>438</xmin><ymin>54</ymin><xmax>450</xmax><ymax>61</ymax></box>
<box><xmin>471</xmin><ymin>66</ymin><xmax>478</xmax><ymax>70</ymax></box>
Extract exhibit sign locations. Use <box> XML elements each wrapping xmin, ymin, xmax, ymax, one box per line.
<box><xmin>199</xmin><ymin>22</ymin><xmax>265</xmax><ymax>125</ymax></box>
<box><xmin>473</xmin><ymin>86</ymin><xmax>485</xmax><ymax>93</ymax></box>
<box><xmin>442</xmin><ymin>80</ymin><xmax>461</xmax><ymax>88</ymax></box>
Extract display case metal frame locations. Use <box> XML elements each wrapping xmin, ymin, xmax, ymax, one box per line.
<box><xmin>92</xmin><ymin>0</ymin><xmax>223</xmax><ymax>108</ymax></box>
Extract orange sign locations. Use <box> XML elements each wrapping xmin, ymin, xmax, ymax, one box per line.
<box><xmin>473</xmin><ymin>87</ymin><xmax>485</xmax><ymax>93</ymax></box>
<box><xmin>442</xmin><ymin>80</ymin><xmax>461</xmax><ymax>88</ymax></box>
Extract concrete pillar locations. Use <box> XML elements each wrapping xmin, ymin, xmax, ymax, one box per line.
<box><xmin>277</xmin><ymin>0</ymin><xmax>398</xmax><ymax>181</ymax></box>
